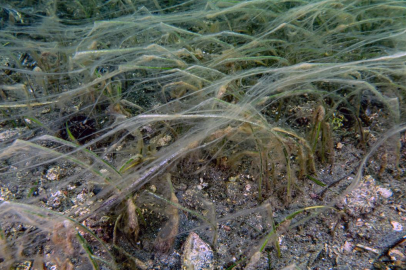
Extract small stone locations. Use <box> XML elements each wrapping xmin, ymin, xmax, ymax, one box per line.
<box><xmin>175</xmin><ymin>183</ymin><xmax>188</xmax><ymax>191</ymax></box>
<box><xmin>391</xmin><ymin>221</ymin><xmax>403</xmax><ymax>231</ymax></box>
<box><xmin>150</xmin><ymin>135</ymin><xmax>172</xmax><ymax>147</ymax></box>
<box><xmin>149</xmin><ymin>185</ymin><xmax>156</xmax><ymax>193</ymax></box>
<box><xmin>182</xmin><ymin>232</ymin><xmax>214</xmax><ymax>270</ymax></box>
<box><xmin>377</xmin><ymin>187</ymin><xmax>392</xmax><ymax>198</ymax></box>
<box><xmin>355</xmin><ymin>219</ymin><xmax>364</xmax><ymax>227</ymax></box>
<box><xmin>341</xmin><ymin>175</ymin><xmax>378</xmax><ymax>217</ymax></box>
<box><xmin>182</xmin><ymin>188</ymin><xmax>211</xmax><ymax>212</ymax></box>
<box><xmin>198</xmin><ymin>178</ymin><xmax>209</xmax><ymax>190</ymax></box>
<box><xmin>245</xmin><ymin>184</ymin><xmax>251</xmax><ymax>192</ymax></box>
<box><xmin>217</xmin><ymin>243</ymin><xmax>228</xmax><ymax>256</ymax></box>
<box><xmin>14</xmin><ymin>261</ymin><xmax>33</xmax><ymax>270</ymax></box>
<box><xmin>343</xmin><ymin>241</ymin><xmax>353</xmax><ymax>253</ymax></box>
<box><xmin>226</xmin><ymin>182</ymin><xmax>240</xmax><ymax>199</ymax></box>
<box><xmin>46</xmin><ymin>190</ymin><xmax>72</xmax><ymax>210</ymax></box>
<box><xmin>75</xmin><ymin>192</ymin><xmax>88</xmax><ymax>204</ymax></box>
<box><xmin>0</xmin><ymin>187</ymin><xmax>14</xmax><ymax>201</ymax></box>
<box><xmin>389</xmin><ymin>249</ymin><xmax>405</xmax><ymax>260</ymax></box>
<box><xmin>45</xmin><ymin>166</ymin><xmax>62</xmax><ymax>181</ymax></box>
<box><xmin>389</xmin><ymin>248</ymin><xmax>406</xmax><ymax>267</ymax></box>
<box><xmin>0</xmin><ymin>129</ymin><xmax>21</xmax><ymax>142</ymax></box>
<box><xmin>228</xmin><ymin>176</ymin><xmax>238</xmax><ymax>182</ymax></box>
<box><xmin>222</xmin><ymin>225</ymin><xmax>231</xmax><ymax>231</ymax></box>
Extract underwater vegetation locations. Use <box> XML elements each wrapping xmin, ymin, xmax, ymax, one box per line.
<box><xmin>0</xmin><ymin>0</ymin><xmax>405</xmax><ymax>269</ymax></box>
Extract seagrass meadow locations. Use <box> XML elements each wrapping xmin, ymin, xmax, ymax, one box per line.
<box><xmin>0</xmin><ymin>0</ymin><xmax>406</xmax><ymax>269</ymax></box>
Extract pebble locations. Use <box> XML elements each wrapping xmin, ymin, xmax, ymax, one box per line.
<box><xmin>343</xmin><ymin>241</ymin><xmax>353</xmax><ymax>253</ymax></box>
<box><xmin>377</xmin><ymin>187</ymin><xmax>393</xmax><ymax>198</ymax></box>
<box><xmin>226</xmin><ymin>181</ymin><xmax>241</xmax><ymax>199</ymax></box>
<box><xmin>13</xmin><ymin>261</ymin><xmax>32</xmax><ymax>270</ymax></box>
<box><xmin>391</xmin><ymin>221</ymin><xmax>403</xmax><ymax>231</ymax></box>
<box><xmin>389</xmin><ymin>248</ymin><xmax>406</xmax><ymax>267</ymax></box>
<box><xmin>341</xmin><ymin>175</ymin><xmax>377</xmax><ymax>217</ymax></box>
<box><xmin>182</xmin><ymin>232</ymin><xmax>214</xmax><ymax>270</ymax></box>
<box><xmin>0</xmin><ymin>129</ymin><xmax>21</xmax><ymax>142</ymax></box>
<box><xmin>45</xmin><ymin>166</ymin><xmax>62</xmax><ymax>181</ymax></box>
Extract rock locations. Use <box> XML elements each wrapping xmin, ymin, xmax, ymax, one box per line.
<box><xmin>182</xmin><ymin>232</ymin><xmax>214</xmax><ymax>270</ymax></box>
